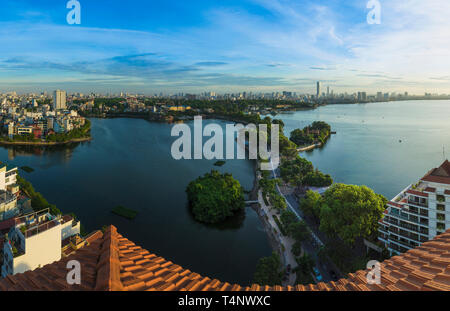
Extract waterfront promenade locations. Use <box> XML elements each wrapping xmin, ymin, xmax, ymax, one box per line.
<box><xmin>256</xmin><ymin>185</ymin><xmax>298</xmax><ymax>286</ymax></box>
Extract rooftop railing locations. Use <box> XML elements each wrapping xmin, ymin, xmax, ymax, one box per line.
<box><xmin>23</xmin><ymin>219</ymin><xmax>59</xmax><ymax>239</ymax></box>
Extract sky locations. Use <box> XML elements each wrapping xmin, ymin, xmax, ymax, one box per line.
<box><xmin>1</xmin><ymin>0</ymin><xmax>450</xmax><ymax>94</ymax></box>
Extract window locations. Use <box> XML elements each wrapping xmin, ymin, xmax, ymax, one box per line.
<box><xmin>437</xmin><ymin>213</ymin><xmax>446</xmax><ymax>221</ymax></box>
<box><xmin>437</xmin><ymin>222</ymin><xmax>446</xmax><ymax>231</ymax></box>
<box><xmin>437</xmin><ymin>195</ymin><xmax>445</xmax><ymax>203</ymax></box>
<box><xmin>437</xmin><ymin>204</ymin><xmax>445</xmax><ymax>211</ymax></box>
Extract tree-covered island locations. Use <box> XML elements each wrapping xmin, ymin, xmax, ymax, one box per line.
<box><xmin>289</xmin><ymin>121</ymin><xmax>331</xmax><ymax>147</ymax></box>
<box><xmin>186</xmin><ymin>170</ymin><xmax>245</xmax><ymax>224</ymax></box>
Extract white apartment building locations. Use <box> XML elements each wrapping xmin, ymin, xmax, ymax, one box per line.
<box><xmin>379</xmin><ymin>160</ymin><xmax>450</xmax><ymax>255</ymax></box>
<box><xmin>0</xmin><ymin>164</ymin><xmax>18</xmax><ymax>221</ymax></box>
<box><xmin>0</xmin><ymin>164</ymin><xmax>17</xmax><ymax>191</ymax></box>
<box><xmin>1</xmin><ymin>209</ymin><xmax>81</xmax><ymax>277</ymax></box>
<box><xmin>53</xmin><ymin>90</ymin><xmax>67</xmax><ymax>110</ymax></box>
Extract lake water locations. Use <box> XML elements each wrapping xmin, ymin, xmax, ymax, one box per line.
<box><xmin>1</xmin><ymin>118</ymin><xmax>272</xmax><ymax>285</ymax></box>
<box><xmin>277</xmin><ymin>100</ymin><xmax>450</xmax><ymax>199</ymax></box>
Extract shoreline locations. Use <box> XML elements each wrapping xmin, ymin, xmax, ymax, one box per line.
<box><xmin>0</xmin><ymin>137</ymin><xmax>92</xmax><ymax>146</ymax></box>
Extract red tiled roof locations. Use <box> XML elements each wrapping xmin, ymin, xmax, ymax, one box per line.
<box><xmin>406</xmin><ymin>190</ymin><xmax>428</xmax><ymax>198</ymax></box>
<box><xmin>421</xmin><ymin>160</ymin><xmax>450</xmax><ymax>185</ymax></box>
<box><xmin>1</xmin><ymin>226</ymin><xmax>450</xmax><ymax>291</ymax></box>
<box><xmin>425</xmin><ymin>187</ymin><xmax>436</xmax><ymax>193</ymax></box>
<box><xmin>445</xmin><ymin>190</ymin><xmax>450</xmax><ymax>196</ymax></box>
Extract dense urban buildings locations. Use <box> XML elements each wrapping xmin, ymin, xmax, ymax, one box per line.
<box><xmin>379</xmin><ymin>160</ymin><xmax>450</xmax><ymax>255</ymax></box>
<box><xmin>0</xmin><ymin>90</ymin><xmax>87</xmax><ymax>141</ymax></box>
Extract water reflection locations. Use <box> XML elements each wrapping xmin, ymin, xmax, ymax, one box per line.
<box><xmin>5</xmin><ymin>142</ymin><xmax>90</xmax><ymax>167</ymax></box>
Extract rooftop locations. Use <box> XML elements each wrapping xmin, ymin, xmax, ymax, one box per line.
<box><xmin>421</xmin><ymin>160</ymin><xmax>450</xmax><ymax>185</ymax></box>
<box><xmin>14</xmin><ymin>209</ymin><xmax>60</xmax><ymax>239</ymax></box>
<box><xmin>0</xmin><ymin>225</ymin><xmax>450</xmax><ymax>291</ymax></box>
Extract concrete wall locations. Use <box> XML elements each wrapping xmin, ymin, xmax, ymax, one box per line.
<box><xmin>13</xmin><ymin>224</ymin><xmax>62</xmax><ymax>275</ymax></box>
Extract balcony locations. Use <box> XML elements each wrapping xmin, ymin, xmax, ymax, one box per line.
<box><xmin>408</xmin><ymin>199</ymin><xmax>428</xmax><ymax>208</ymax></box>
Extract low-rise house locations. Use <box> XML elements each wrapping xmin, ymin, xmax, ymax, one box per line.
<box><xmin>1</xmin><ymin>209</ymin><xmax>81</xmax><ymax>277</ymax></box>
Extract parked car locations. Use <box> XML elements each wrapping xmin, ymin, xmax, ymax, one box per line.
<box><xmin>313</xmin><ymin>267</ymin><xmax>323</xmax><ymax>282</ymax></box>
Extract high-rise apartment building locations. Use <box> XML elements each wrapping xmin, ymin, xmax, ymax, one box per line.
<box><xmin>357</xmin><ymin>92</ymin><xmax>367</xmax><ymax>102</ymax></box>
<box><xmin>378</xmin><ymin>160</ymin><xmax>450</xmax><ymax>255</ymax></box>
<box><xmin>316</xmin><ymin>82</ymin><xmax>320</xmax><ymax>98</ymax></box>
<box><xmin>53</xmin><ymin>90</ymin><xmax>67</xmax><ymax>110</ymax></box>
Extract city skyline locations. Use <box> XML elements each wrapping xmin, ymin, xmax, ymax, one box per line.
<box><xmin>1</xmin><ymin>0</ymin><xmax>450</xmax><ymax>94</ymax></box>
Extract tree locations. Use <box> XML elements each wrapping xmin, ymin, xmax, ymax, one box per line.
<box><xmin>279</xmin><ymin>134</ymin><xmax>298</xmax><ymax>157</ymax></box>
<box><xmin>294</xmin><ymin>254</ymin><xmax>315</xmax><ymax>285</ymax></box>
<box><xmin>290</xmin><ymin>121</ymin><xmax>331</xmax><ymax>146</ymax></box>
<box><xmin>291</xmin><ymin>241</ymin><xmax>302</xmax><ymax>257</ymax></box>
<box><xmin>186</xmin><ymin>170</ymin><xmax>245</xmax><ymax>224</ymax></box>
<box><xmin>319</xmin><ymin>183</ymin><xmax>387</xmax><ymax>245</ymax></box>
<box><xmin>288</xmin><ymin>221</ymin><xmax>311</xmax><ymax>243</ymax></box>
<box><xmin>300</xmin><ymin>190</ymin><xmax>323</xmax><ymax>220</ymax></box>
<box><xmin>280</xmin><ymin>210</ymin><xmax>297</xmax><ymax>229</ymax></box>
<box><xmin>270</xmin><ymin>193</ymin><xmax>287</xmax><ymax>211</ymax></box>
<box><xmin>280</xmin><ymin>155</ymin><xmax>314</xmax><ymax>186</ymax></box>
<box><xmin>290</xmin><ymin>128</ymin><xmax>314</xmax><ymax>146</ymax></box>
<box><xmin>303</xmin><ymin>169</ymin><xmax>333</xmax><ymax>187</ymax></box>
<box><xmin>253</xmin><ymin>252</ymin><xmax>283</xmax><ymax>286</ymax></box>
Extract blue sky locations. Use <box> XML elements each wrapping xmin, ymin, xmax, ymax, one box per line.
<box><xmin>1</xmin><ymin>0</ymin><xmax>450</xmax><ymax>94</ymax></box>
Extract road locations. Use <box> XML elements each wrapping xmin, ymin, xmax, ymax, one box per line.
<box><xmin>268</xmin><ymin>157</ymin><xmax>336</xmax><ymax>283</ymax></box>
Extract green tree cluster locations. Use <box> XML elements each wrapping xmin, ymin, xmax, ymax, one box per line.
<box><xmin>259</xmin><ymin>175</ymin><xmax>286</xmax><ymax>211</ymax></box>
<box><xmin>303</xmin><ymin>169</ymin><xmax>333</xmax><ymax>187</ymax></box>
<box><xmin>300</xmin><ymin>184</ymin><xmax>387</xmax><ymax>245</ymax></box>
<box><xmin>252</xmin><ymin>252</ymin><xmax>283</xmax><ymax>286</ymax></box>
<box><xmin>294</xmin><ymin>254</ymin><xmax>315</xmax><ymax>285</ymax></box>
<box><xmin>289</xmin><ymin>121</ymin><xmax>331</xmax><ymax>147</ymax></box>
<box><xmin>280</xmin><ymin>155</ymin><xmax>314</xmax><ymax>186</ymax></box>
<box><xmin>280</xmin><ymin>155</ymin><xmax>333</xmax><ymax>188</ymax></box>
<box><xmin>46</xmin><ymin>119</ymin><xmax>91</xmax><ymax>142</ymax></box>
<box><xmin>186</xmin><ymin>170</ymin><xmax>245</xmax><ymax>224</ymax></box>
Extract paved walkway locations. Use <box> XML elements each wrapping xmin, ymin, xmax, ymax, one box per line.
<box><xmin>257</xmin><ymin>189</ymin><xmax>299</xmax><ymax>286</ymax></box>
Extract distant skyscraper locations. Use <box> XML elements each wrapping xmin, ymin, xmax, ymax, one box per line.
<box><xmin>316</xmin><ymin>82</ymin><xmax>320</xmax><ymax>98</ymax></box>
<box><xmin>377</xmin><ymin>92</ymin><xmax>383</xmax><ymax>101</ymax></box>
<box><xmin>53</xmin><ymin>90</ymin><xmax>67</xmax><ymax>110</ymax></box>
<box><xmin>327</xmin><ymin>86</ymin><xmax>330</xmax><ymax>97</ymax></box>
<box><xmin>358</xmin><ymin>91</ymin><xmax>367</xmax><ymax>102</ymax></box>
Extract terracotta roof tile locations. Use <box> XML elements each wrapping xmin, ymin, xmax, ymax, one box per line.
<box><xmin>406</xmin><ymin>190</ymin><xmax>428</xmax><ymax>197</ymax></box>
<box><xmin>2</xmin><ymin>225</ymin><xmax>450</xmax><ymax>291</ymax></box>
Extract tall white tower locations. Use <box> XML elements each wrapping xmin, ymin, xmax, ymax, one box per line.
<box><xmin>53</xmin><ymin>90</ymin><xmax>67</xmax><ymax>110</ymax></box>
